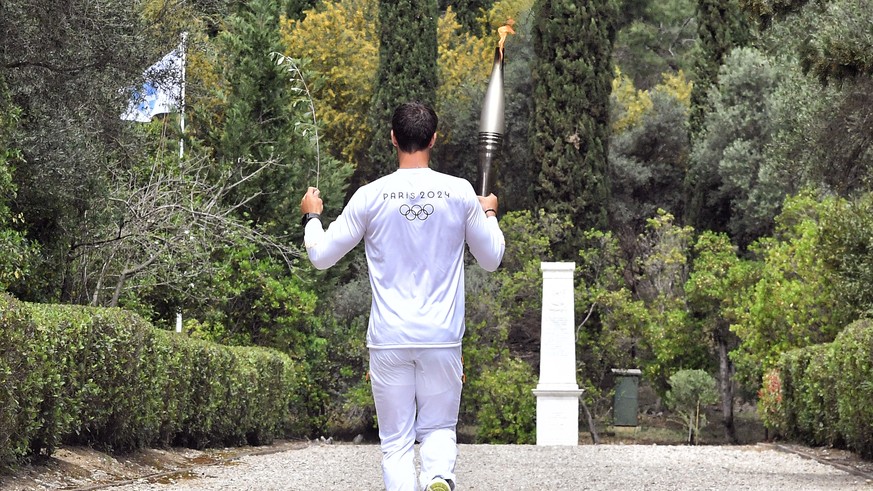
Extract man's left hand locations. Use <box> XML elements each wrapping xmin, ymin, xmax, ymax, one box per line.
<box><xmin>300</xmin><ymin>187</ymin><xmax>324</xmax><ymax>215</ymax></box>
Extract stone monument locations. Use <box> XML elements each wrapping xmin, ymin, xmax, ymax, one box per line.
<box><xmin>532</xmin><ymin>262</ymin><xmax>584</xmax><ymax>445</ymax></box>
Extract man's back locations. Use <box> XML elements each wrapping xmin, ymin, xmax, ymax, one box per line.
<box><xmin>329</xmin><ymin>167</ymin><xmax>503</xmax><ymax>348</ymax></box>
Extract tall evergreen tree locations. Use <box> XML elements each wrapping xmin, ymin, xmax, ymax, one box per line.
<box><xmin>213</xmin><ymin>0</ymin><xmax>331</xmax><ymax>233</ymax></box>
<box><xmin>357</xmin><ymin>0</ymin><xmax>439</xmax><ymax>185</ymax></box>
<box><xmin>439</xmin><ymin>0</ymin><xmax>495</xmax><ymax>35</ymax></box>
<box><xmin>531</xmin><ymin>0</ymin><xmax>618</xmax><ymax>255</ymax></box>
<box><xmin>688</xmin><ymin>0</ymin><xmax>752</xmax><ymax>135</ymax></box>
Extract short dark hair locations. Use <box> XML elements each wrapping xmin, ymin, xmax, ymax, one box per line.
<box><xmin>391</xmin><ymin>101</ymin><xmax>438</xmax><ymax>153</ymax></box>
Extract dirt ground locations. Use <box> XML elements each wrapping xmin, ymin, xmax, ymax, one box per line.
<box><xmin>0</xmin><ymin>440</ymin><xmax>310</xmax><ymax>491</ymax></box>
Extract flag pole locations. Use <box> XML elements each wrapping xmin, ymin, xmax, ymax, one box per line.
<box><xmin>179</xmin><ymin>32</ymin><xmax>188</xmax><ymax>160</ymax></box>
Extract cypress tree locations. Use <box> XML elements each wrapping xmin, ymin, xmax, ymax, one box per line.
<box><xmin>438</xmin><ymin>0</ymin><xmax>495</xmax><ymax>35</ymax></box>
<box><xmin>531</xmin><ymin>0</ymin><xmax>618</xmax><ymax>253</ymax></box>
<box><xmin>688</xmin><ymin>0</ymin><xmax>752</xmax><ymax>135</ymax></box>
<box><xmin>357</xmin><ymin>0</ymin><xmax>439</xmax><ymax>185</ymax></box>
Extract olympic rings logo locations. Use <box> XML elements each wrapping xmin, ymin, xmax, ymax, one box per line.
<box><xmin>399</xmin><ymin>203</ymin><xmax>434</xmax><ymax>221</ymax></box>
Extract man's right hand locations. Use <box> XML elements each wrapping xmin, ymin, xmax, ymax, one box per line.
<box><xmin>478</xmin><ymin>193</ymin><xmax>498</xmax><ymax>216</ymax></box>
<box><xmin>300</xmin><ymin>187</ymin><xmax>324</xmax><ymax>215</ymax></box>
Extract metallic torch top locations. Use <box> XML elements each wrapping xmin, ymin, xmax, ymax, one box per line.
<box><xmin>478</xmin><ymin>19</ymin><xmax>515</xmax><ymax>135</ymax></box>
<box><xmin>478</xmin><ymin>48</ymin><xmax>505</xmax><ymax>135</ymax></box>
<box><xmin>476</xmin><ymin>19</ymin><xmax>516</xmax><ymax>196</ymax></box>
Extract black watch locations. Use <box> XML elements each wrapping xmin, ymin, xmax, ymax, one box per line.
<box><xmin>301</xmin><ymin>212</ymin><xmax>321</xmax><ymax>227</ymax></box>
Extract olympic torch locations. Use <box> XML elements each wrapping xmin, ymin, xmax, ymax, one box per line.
<box><xmin>476</xmin><ymin>20</ymin><xmax>515</xmax><ymax>197</ymax></box>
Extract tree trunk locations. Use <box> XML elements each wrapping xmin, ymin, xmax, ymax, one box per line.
<box><xmin>717</xmin><ymin>325</ymin><xmax>739</xmax><ymax>443</ymax></box>
<box><xmin>580</xmin><ymin>395</ymin><xmax>600</xmax><ymax>444</ymax></box>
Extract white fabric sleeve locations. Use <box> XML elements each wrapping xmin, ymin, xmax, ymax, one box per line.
<box><xmin>465</xmin><ymin>202</ymin><xmax>505</xmax><ymax>272</ymax></box>
<box><xmin>303</xmin><ymin>195</ymin><xmax>366</xmax><ymax>270</ymax></box>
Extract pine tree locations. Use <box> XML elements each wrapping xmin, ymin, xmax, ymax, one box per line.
<box><xmin>531</xmin><ymin>0</ymin><xmax>619</xmax><ymax>254</ymax></box>
<box><xmin>357</xmin><ymin>0</ymin><xmax>439</xmax><ymax>185</ymax></box>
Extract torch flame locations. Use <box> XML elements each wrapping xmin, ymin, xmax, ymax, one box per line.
<box><xmin>497</xmin><ymin>18</ymin><xmax>516</xmax><ymax>56</ymax></box>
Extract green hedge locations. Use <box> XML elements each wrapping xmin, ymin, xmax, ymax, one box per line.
<box><xmin>778</xmin><ymin>344</ymin><xmax>841</xmax><ymax>447</ymax></box>
<box><xmin>0</xmin><ymin>294</ymin><xmax>310</xmax><ymax>471</ymax></box>
<box><xmin>768</xmin><ymin>319</ymin><xmax>873</xmax><ymax>458</ymax></box>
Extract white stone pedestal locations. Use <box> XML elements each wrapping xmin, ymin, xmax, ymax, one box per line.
<box><xmin>533</xmin><ymin>262</ymin><xmax>583</xmax><ymax>446</ymax></box>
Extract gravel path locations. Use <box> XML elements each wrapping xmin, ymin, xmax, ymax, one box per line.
<box><xmin>104</xmin><ymin>443</ymin><xmax>872</xmax><ymax>490</ymax></box>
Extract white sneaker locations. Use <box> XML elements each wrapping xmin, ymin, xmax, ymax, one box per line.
<box><xmin>426</xmin><ymin>477</ymin><xmax>453</xmax><ymax>491</ymax></box>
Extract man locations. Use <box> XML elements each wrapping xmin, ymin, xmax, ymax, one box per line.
<box><xmin>300</xmin><ymin>101</ymin><xmax>505</xmax><ymax>491</ymax></box>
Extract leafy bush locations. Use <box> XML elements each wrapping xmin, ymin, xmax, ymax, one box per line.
<box><xmin>470</xmin><ymin>356</ymin><xmax>537</xmax><ymax>444</ymax></box>
<box><xmin>757</xmin><ymin>368</ymin><xmax>784</xmax><ymax>437</ymax></box>
<box><xmin>777</xmin><ymin>345</ymin><xmax>841</xmax><ymax>446</ymax></box>
<box><xmin>664</xmin><ymin>369</ymin><xmax>718</xmax><ymax>444</ymax></box>
<box><xmin>770</xmin><ymin>320</ymin><xmax>873</xmax><ymax>458</ymax></box>
<box><xmin>831</xmin><ymin>319</ymin><xmax>873</xmax><ymax>458</ymax></box>
<box><xmin>0</xmin><ymin>294</ymin><xmax>42</xmax><ymax>471</ymax></box>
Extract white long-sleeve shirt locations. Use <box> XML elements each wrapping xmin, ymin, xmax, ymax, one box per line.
<box><xmin>304</xmin><ymin>168</ymin><xmax>505</xmax><ymax>349</ymax></box>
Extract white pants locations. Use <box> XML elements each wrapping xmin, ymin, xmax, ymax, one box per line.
<box><xmin>369</xmin><ymin>347</ymin><xmax>463</xmax><ymax>491</ymax></box>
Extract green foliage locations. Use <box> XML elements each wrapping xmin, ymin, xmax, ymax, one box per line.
<box><xmin>462</xmin><ymin>210</ymin><xmax>564</xmax><ymax>438</ymax></box>
<box><xmin>664</xmin><ymin>369</ymin><xmax>718</xmax><ymax>444</ymax></box>
<box><xmin>491</xmin><ymin>210</ymin><xmax>570</xmax><ymax>343</ymax></box>
<box><xmin>470</xmin><ymin>357</ymin><xmax>537</xmax><ymax>443</ymax></box>
<box><xmin>740</xmin><ymin>2</ymin><xmax>873</xmax><ymax>196</ymax></box>
<box><xmin>770</xmin><ymin>320</ymin><xmax>873</xmax><ymax>458</ymax></box>
<box><xmin>688</xmin><ymin>47</ymin><xmax>789</xmax><ymax>247</ymax></box>
<box><xmin>181</xmin><ymin>245</ymin><xmax>317</xmax><ymax>354</ymax></box>
<box><xmin>830</xmin><ymin>319</ymin><xmax>873</xmax><ymax>458</ymax></box>
<box><xmin>531</xmin><ymin>0</ymin><xmax>619</xmax><ymax>254</ymax></box>
<box><xmin>0</xmin><ymin>0</ymin><xmax>174</xmax><ymax>303</ymax></box>
<box><xmin>630</xmin><ymin>211</ymin><xmax>710</xmax><ymax>389</ymax></box>
<box><xmin>689</xmin><ymin>0</ymin><xmax>754</xmax><ymax>134</ymax></box>
<box><xmin>212</xmin><ymin>0</ymin><xmax>350</xmax><ymax>233</ymax></box>
<box><xmin>0</xmin><ymin>294</ymin><xmax>308</xmax><ymax>471</ymax></box>
<box><xmin>758</xmin><ymin>55</ymin><xmax>840</xmax><ymax>193</ymax></box>
<box><xmin>305</xmin><ymin>313</ymin><xmax>372</xmax><ymax>438</ymax></box>
<box><xmin>0</xmin><ymin>294</ymin><xmax>42</xmax><ymax>470</ymax></box>
<box><xmin>739</xmin><ymin>0</ymin><xmax>812</xmax><ymax>26</ymax></box>
<box><xmin>818</xmin><ymin>192</ymin><xmax>873</xmax><ymax>318</ymax></box>
<box><xmin>439</xmin><ymin>0</ymin><xmax>497</xmax><ymax>35</ymax></box>
<box><xmin>0</xmin><ymin>85</ymin><xmax>36</xmax><ymax>292</ymax></box>
<box><xmin>756</xmin><ymin>368</ymin><xmax>784</xmax><ymax>437</ymax></box>
<box><xmin>685</xmin><ymin>231</ymin><xmax>745</xmax><ymax>328</ymax></box>
<box><xmin>776</xmin><ymin>345</ymin><xmax>841</xmax><ymax>446</ymax></box>
<box><xmin>743</xmin><ymin>0</ymin><xmax>873</xmax><ymax>82</ymax></box>
<box><xmin>609</xmin><ymin>73</ymin><xmax>692</xmax><ymax>235</ymax></box>
<box><xmin>613</xmin><ymin>0</ymin><xmax>698</xmax><ymax>89</ymax></box>
<box><xmin>280</xmin><ymin>0</ymin><xmax>379</xmax><ymax>165</ymax></box>
<box><xmin>730</xmin><ymin>193</ymin><xmax>853</xmax><ymax>392</ymax></box>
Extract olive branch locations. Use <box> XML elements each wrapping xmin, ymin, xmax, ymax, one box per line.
<box><xmin>272</xmin><ymin>53</ymin><xmax>322</xmax><ymax>189</ymax></box>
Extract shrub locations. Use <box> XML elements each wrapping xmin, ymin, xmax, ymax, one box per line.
<box><xmin>0</xmin><ymin>294</ymin><xmax>308</xmax><ymax>472</ymax></box>
<box><xmin>470</xmin><ymin>357</ymin><xmax>537</xmax><ymax>444</ymax></box>
<box><xmin>778</xmin><ymin>345</ymin><xmax>841</xmax><ymax>446</ymax></box>
<box><xmin>832</xmin><ymin>319</ymin><xmax>873</xmax><ymax>458</ymax></box>
<box><xmin>757</xmin><ymin>368</ymin><xmax>784</xmax><ymax>437</ymax></box>
<box><xmin>0</xmin><ymin>294</ymin><xmax>42</xmax><ymax>470</ymax></box>
<box><xmin>772</xmin><ymin>319</ymin><xmax>873</xmax><ymax>457</ymax></box>
<box><xmin>665</xmin><ymin>369</ymin><xmax>718</xmax><ymax>444</ymax></box>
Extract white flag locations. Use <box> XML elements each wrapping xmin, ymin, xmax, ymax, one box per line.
<box><xmin>121</xmin><ymin>41</ymin><xmax>185</xmax><ymax>122</ymax></box>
